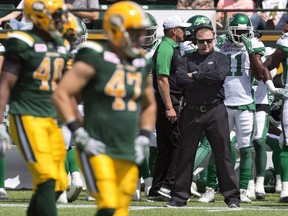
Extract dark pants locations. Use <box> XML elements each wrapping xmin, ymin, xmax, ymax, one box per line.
<box><xmin>170</xmin><ymin>103</ymin><xmax>240</xmax><ymax>205</ymax></box>
<box><xmin>149</xmin><ymin>93</ymin><xmax>181</xmax><ymax>196</ymax></box>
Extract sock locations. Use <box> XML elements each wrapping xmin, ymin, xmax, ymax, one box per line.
<box><xmin>64</xmin><ymin>154</ymin><xmax>69</xmax><ymax>174</ymax></box>
<box><xmin>253</xmin><ymin>139</ymin><xmax>267</xmax><ymax>177</ymax></box>
<box><xmin>34</xmin><ymin>180</ymin><xmax>57</xmax><ymax>216</ymax></box>
<box><xmin>67</xmin><ymin>147</ymin><xmax>79</xmax><ymax>173</ymax></box>
<box><xmin>0</xmin><ymin>156</ymin><xmax>5</xmax><ymax>188</ymax></box>
<box><xmin>280</xmin><ymin>147</ymin><xmax>288</xmax><ymax>181</ymax></box>
<box><xmin>266</xmin><ymin>136</ymin><xmax>281</xmax><ymax>175</ymax></box>
<box><xmin>144</xmin><ymin>177</ymin><xmax>152</xmax><ymax>188</ymax></box>
<box><xmin>139</xmin><ymin>158</ymin><xmax>151</xmax><ymax>179</ymax></box>
<box><xmin>230</xmin><ymin>139</ymin><xmax>237</xmax><ymax>166</ymax></box>
<box><xmin>55</xmin><ymin>191</ymin><xmax>62</xmax><ymax>201</ymax></box>
<box><xmin>193</xmin><ymin>136</ymin><xmax>211</xmax><ymax>171</ymax></box>
<box><xmin>206</xmin><ymin>154</ymin><xmax>217</xmax><ymax>190</ymax></box>
<box><xmin>27</xmin><ymin>194</ymin><xmax>37</xmax><ymax>216</ymax></box>
<box><xmin>148</xmin><ymin>146</ymin><xmax>157</xmax><ymax>175</ymax></box>
<box><xmin>239</xmin><ymin>147</ymin><xmax>253</xmax><ymax>189</ymax></box>
<box><xmin>255</xmin><ymin>176</ymin><xmax>265</xmax><ymax>191</ymax></box>
<box><xmin>247</xmin><ymin>179</ymin><xmax>255</xmax><ymax>191</ymax></box>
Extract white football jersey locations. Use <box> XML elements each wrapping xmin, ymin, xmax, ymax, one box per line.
<box><xmin>0</xmin><ymin>43</ymin><xmax>4</xmax><ymax>54</ymax></box>
<box><xmin>180</xmin><ymin>41</ymin><xmax>197</xmax><ymax>56</ymax></box>
<box><xmin>145</xmin><ymin>39</ymin><xmax>161</xmax><ymax>58</ymax></box>
<box><xmin>253</xmin><ymin>47</ymin><xmax>276</xmax><ymax>105</ymax></box>
<box><xmin>217</xmin><ymin>37</ymin><xmax>254</xmax><ymax>106</ymax></box>
<box><xmin>276</xmin><ymin>33</ymin><xmax>288</xmax><ymax>85</ymax></box>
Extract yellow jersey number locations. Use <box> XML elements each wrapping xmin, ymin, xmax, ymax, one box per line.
<box><xmin>104</xmin><ymin>69</ymin><xmax>142</xmax><ymax>111</ymax></box>
<box><xmin>33</xmin><ymin>57</ymin><xmax>65</xmax><ymax>91</ymax></box>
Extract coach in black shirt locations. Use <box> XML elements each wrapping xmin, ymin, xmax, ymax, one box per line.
<box><xmin>166</xmin><ymin>24</ymin><xmax>240</xmax><ymax>208</ymax></box>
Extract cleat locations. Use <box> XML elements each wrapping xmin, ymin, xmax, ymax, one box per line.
<box><xmin>57</xmin><ymin>191</ymin><xmax>68</xmax><ymax>204</ymax></box>
<box><xmin>198</xmin><ymin>187</ymin><xmax>215</xmax><ymax>203</ymax></box>
<box><xmin>0</xmin><ymin>188</ymin><xmax>8</xmax><ymax>199</ymax></box>
<box><xmin>67</xmin><ymin>172</ymin><xmax>83</xmax><ymax>202</ymax></box>
<box><xmin>86</xmin><ymin>190</ymin><xmax>96</xmax><ymax>201</ymax></box>
<box><xmin>240</xmin><ymin>189</ymin><xmax>252</xmax><ymax>203</ymax></box>
<box><xmin>191</xmin><ymin>182</ymin><xmax>201</xmax><ymax>198</ymax></box>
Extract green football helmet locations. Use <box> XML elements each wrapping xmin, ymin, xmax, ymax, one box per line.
<box><xmin>76</xmin><ymin>18</ymin><xmax>88</xmax><ymax>46</ymax></box>
<box><xmin>142</xmin><ymin>12</ymin><xmax>158</xmax><ymax>49</ymax></box>
<box><xmin>62</xmin><ymin>13</ymin><xmax>88</xmax><ymax>49</ymax></box>
<box><xmin>195</xmin><ymin>171</ymin><xmax>208</xmax><ymax>193</ymax></box>
<box><xmin>185</xmin><ymin>15</ymin><xmax>212</xmax><ymax>41</ymax></box>
<box><xmin>264</xmin><ymin>168</ymin><xmax>276</xmax><ymax>193</ymax></box>
<box><xmin>227</xmin><ymin>13</ymin><xmax>253</xmax><ymax>46</ymax></box>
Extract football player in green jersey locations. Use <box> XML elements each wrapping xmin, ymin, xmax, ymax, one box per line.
<box><xmin>54</xmin><ymin>13</ymin><xmax>86</xmax><ymax>204</ymax></box>
<box><xmin>131</xmin><ymin>12</ymin><xmax>160</xmax><ymax>201</ymax></box>
<box><xmin>0</xmin><ymin>0</ymin><xmax>70</xmax><ymax>215</ymax></box>
<box><xmin>52</xmin><ymin>1</ymin><xmax>156</xmax><ymax>216</ymax></box>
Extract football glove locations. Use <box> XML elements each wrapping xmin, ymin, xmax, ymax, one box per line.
<box><xmin>0</xmin><ymin>124</ymin><xmax>10</xmax><ymax>157</ymax></box>
<box><xmin>71</xmin><ymin>127</ymin><xmax>105</xmax><ymax>156</ymax></box>
<box><xmin>266</xmin><ymin>80</ymin><xmax>288</xmax><ymax>98</ymax></box>
<box><xmin>241</xmin><ymin>34</ymin><xmax>265</xmax><ymax>55</ymax></box>
<box><xmin>135</xmin><ymin>135</ymin><xmax>150</xmax><ymax>165</ymax></box>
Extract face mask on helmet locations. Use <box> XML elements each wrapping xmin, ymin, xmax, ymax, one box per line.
<box><xmin>142</xmin><ymin>13</ymin><xmax>158</xmax><ymax>49</ymax></box>
<box><xmin>62</xmin><ymin>13</ymin><xmax>87</xmax><ymax>48</ymax></box>
<box><xmin>103</xmin><ymin>1</ymin><xmax>150</xmax><ymax>58</ymax></box>
<box><xmin>24</xmin><ymin>0</ymin><xmax>68</xmax><ymax>36</ymax></box>
<box><xmin>227</xmin><ymin>13</ymin><xmax>253</xmax><ymax>46</ymax></box>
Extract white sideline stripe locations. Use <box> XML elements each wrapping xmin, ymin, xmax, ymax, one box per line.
<box><xmin>1</xmin><ymin>204</ymin><xmax>288</xmax><ymax>211</ymax></box>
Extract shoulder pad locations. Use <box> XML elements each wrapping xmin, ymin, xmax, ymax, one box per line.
<box><xmin>251</xmin><ymin>37</ymin><xmax>265</xmax><ymax>55</ymax></box>
<box><xmin>215</xmin><ymin>34</ymin><xmax>227</xmax><ymax>49</ymax></box>
<box><xmin>276</xmin><ymin>33</ymin><xmax>288</xmax><ymax>53</ymax></box>
<box><xmin>0</xmin><ymin>43</ymin><xmax>5</xmax><ymax>54</ymax></box>
<box><xmin>5</xmin><ymin>31</ymin><xmax>34</xmax><ymax>53</ymax></box>
<box><xmin>64</xmin><ymin>39</ymin><xmax>71</xmax><ymax>52</ymax></box>
<box><xmin>78</xmin><ymin>41</ymin><xmax>103</xmax><ymax>53</ymax></box>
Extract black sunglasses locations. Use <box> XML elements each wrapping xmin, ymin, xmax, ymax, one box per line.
<box><xmin>196</xmin><ymin>39</ymin><xmax>214</xmax><ymax>44</ymax></box>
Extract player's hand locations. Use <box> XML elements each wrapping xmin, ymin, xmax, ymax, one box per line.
<box><xmin>0</xmin><ymin>124</ymin><xmax>10</xmax><ymax>157</ymax></box>
<box><xmin>266</xmin><ymin>80</ymin><xmax>288</xmax><ymax>98</ymax></box>
<box><xmin>241</xmin><ymin>34</ymin><xmax>254</xmax><ymax>54</ymax></box>
<box><xmin>71</xmin><ymin>127</ymin><xmax>105</xmax><ymax>156</ymax></box>
<box><xmin>274</xmin><ymin>88</ymin><xmax>288</xmax><ymax>98</ymax></box>
<box><xmin>241</xmin><ymin>34</ymin><xmax>265</xmax><ymax>55</ymax></box>
<box><xmin>134</xmin><ymin>135</ymin><xmax>150</xmax><ymax>165</ymax></box>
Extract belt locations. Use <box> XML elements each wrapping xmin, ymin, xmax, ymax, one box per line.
<box><xmin>186</xmin><ymin>101</ymin><xmax>223</xmax><ymax>113</ymax></box>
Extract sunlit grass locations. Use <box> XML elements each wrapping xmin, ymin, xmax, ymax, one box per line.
<box><xmin>0</xmin><ymin>190</ymin><xmax>287</xmax><ymax>216</ymax></box>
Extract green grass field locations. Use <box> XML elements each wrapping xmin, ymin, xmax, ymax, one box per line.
<box><xmin>0</xmin><ymin>190</ymin><xmax>288</xmax><ymax>216</ymax></box>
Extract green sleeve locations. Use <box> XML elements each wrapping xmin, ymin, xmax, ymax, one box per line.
<box><xmin>155</xmin><ymin>42</ymin><xmax>173</xmax><ymax>76</ymax></box>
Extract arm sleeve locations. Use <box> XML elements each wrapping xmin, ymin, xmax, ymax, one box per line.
<box><xmin>175</xmin><ymin>56</ymin><xmax>192</xmax><ymax>87</ymax></box>
<box><xmin>2</xmin><ymin>53</ymin><xmax>23</xmax><ymax>76</ymax></box>
<box><xmin>193</xmin><ymin>53</ymin><xmax>229</xmax><ymax>84</ymax></box>
<box><xmin>155</xmin><ymin>43</ymin><xmax>172</xmax><ymax>76</ymax></box>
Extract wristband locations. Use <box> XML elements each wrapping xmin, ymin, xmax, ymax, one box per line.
<box><xmin>66</xmin><ymin>120</ymin><xmax>80</xmax><ymax>133</ymax></box>
<box><xmin>265</xmin><ymin>80</ymin><xmax>276</xmax><ymax>92</ymax></box>
<box><xmin>139</xmin><ymin>129</ymin><xmax>151</xmax><ymax>140</ymax></box>
<box><xmin>166</xmin><ymin>107</ymin><xmax>173</xmax><ymax>110</ymax></box>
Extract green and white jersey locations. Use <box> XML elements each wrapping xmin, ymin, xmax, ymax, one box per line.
<box><xmin>4</xmin><ymin>31</ymin><xmax>70</xmax><ymax>117</ymax></box>
<box><xmin>75</xmin><ymin>40</ymin><xmax>152</xmax><ymax>161</ymax></box>
<box><xmin>180</xmin><ymin>41</ymin><xmax>197</xmax><ymax>56</ymax></box>
<box><xmin>0</xmin><ymin>43</ymin><xmax>4</xmax><ymax>55</ymax></box>
<box><xmin>276</xmin><ymin>33</ymin><xmax>288</xmax><ymax>85</ymax></box>
<box><xmin>216</xmin><ymin>35</ymin><xmax>263</xmax><ymax>107</ymax></box>
<box><xmin>252</xmin><ymin>47</ymin><xmax>276</xmax><ymax>105</ymax></box>
<box><xmin>145</xmin><ymin>38</ymin><xmax>161</xmax><ymax>58</ymax></box>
